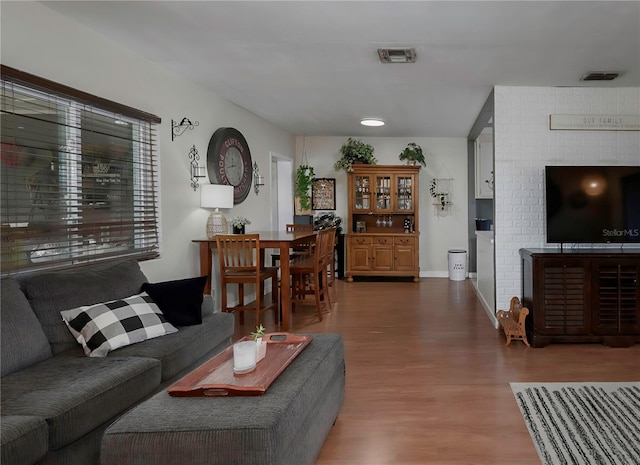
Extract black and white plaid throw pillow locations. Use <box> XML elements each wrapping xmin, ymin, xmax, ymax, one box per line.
<box><xmin>60</xmin><ymin>292</ymin><xmax>177</xmax><ymax>357</ymax></box>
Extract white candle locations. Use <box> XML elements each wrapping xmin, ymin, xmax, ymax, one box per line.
<box><xmin>233</xmin><ymin>341</ymin><xmax>256</xmax><ymax>374</ymax></box>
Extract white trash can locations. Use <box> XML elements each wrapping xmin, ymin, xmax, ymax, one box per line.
<box><xmin>448</xmin><ymin>249</ymin><xmax>467</xmax><ymax>281</ymax></box>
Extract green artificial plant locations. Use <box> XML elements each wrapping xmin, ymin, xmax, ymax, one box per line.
<box><xmin>295</xmin><ymin>164</ymin><xmax>315</xmax><ymax>211</ymax></box>
<box><xmin>251</xmin><ymin>324</ymin><xmax>266</xmax><ymax>340</ymax></box>
<box><xmin>399</xmin><ymin>142</ymin><xmax>426</xmax><ymax>167</ymax></box>
<box><xmin>334</xmin><ymin>137</ymin><xmax>377</xmax><ymax>173</ymax></box>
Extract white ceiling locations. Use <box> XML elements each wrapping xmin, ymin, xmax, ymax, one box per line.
<box><xmin>42</xmin><ymin>1</ymin><xmax>640</xmax><ymax>138</ymax></box>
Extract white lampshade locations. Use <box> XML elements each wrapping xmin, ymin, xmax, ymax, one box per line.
<box><xmin>201</xmin><ymin>184</ymin><xmax>234</xmax><ymax>209</ymax></box>
<box><xmin>200</xmin><ymin>184</ymin><xmax>234</xmax><ymax>238</ymax></box>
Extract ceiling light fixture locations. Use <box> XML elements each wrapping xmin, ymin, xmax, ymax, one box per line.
<box><xmin>360</xmin><ymin>118</ymin><xmax>385</xmax><ymax>127</ymax></box>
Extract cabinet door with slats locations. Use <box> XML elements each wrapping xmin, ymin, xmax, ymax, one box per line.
<box><xmin>592</xmin><ymin>259</ymin><xmax>640</xmax><ymax>335</ymax></box>
<box><xmin>536</xmin><ymin>258</ymin><xmax>589</xmax><ymax>334</ymax></box>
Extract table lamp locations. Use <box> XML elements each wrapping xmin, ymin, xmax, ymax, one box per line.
<box><xmin>201</xmin><ymin>184</ymin><xmax>234</xmax><ymax>238</ymax></box>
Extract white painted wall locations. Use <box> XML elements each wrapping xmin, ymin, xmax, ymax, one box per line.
<box><xmin>493</xmin><ymin>86</ymin><xmax>640</xmax><ymax>310</ymax></box>
<box><xmin>295</xmin><ymin>136</ymin><xmax>468</xmax><ymax>275</ymax></box>
<box><xmin>1</xmin><ymin>2</ymin><xmax>295</xmax><ymax>285</ymax></box>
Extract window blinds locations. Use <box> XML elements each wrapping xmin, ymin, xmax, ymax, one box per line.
<box><xmin>1</xmin><ymin>65</ymin><xmax>161</xmax><ymax>274</ymax></box>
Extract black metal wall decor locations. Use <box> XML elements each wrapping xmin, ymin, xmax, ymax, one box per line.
<box><xmin>172</xmin><ymin>117</ymin><xmax>199</xmax><ymax>141</ymax></box>
<box><xmin>188</xmin><ymin>145</ymin><xmax>206</xmax><ymax>191</ymax></box>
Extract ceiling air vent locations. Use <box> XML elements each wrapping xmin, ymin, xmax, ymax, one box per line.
<box><xmin>378</xmin><ymin>48</ymin><xmax>416</xmax><ymax>64</ymax></box>
<box><xmin>580</xmin><ymin>71</ymin><xmax>620</xmax><ymax>81</ymax></box>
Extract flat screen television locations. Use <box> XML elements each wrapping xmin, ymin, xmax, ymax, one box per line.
<box><xmin>545</xmin><ymin>165</ymin><xmax>640</xmax><ymax>244</ymax></box>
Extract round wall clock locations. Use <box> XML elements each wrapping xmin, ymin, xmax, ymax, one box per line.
<box><xmin>207</xmin><ymin>127</ymin><xmax>253</xmax><ymax>204</ymax></box>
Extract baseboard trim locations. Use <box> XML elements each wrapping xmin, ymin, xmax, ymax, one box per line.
<box><xmin>418</xmin><ymin>271</ymin><xmax>477</xmax><ymax>279</ymax></box>
<box><xmin>470</xmin><ymin>279</ymin><xmax>499</xmax><ymax>329</ymax></box>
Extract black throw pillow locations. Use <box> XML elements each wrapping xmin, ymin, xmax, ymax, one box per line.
<box><xmin>141</xmin><ymin>276</ymin><xmax>207</xmax><ymax>326</ymax></box>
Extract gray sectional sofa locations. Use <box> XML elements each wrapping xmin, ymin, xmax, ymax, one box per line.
<box><xmin>1</xmin><ymin>259</ymin><xmax>235</xmax><ymax>465</ymax></box>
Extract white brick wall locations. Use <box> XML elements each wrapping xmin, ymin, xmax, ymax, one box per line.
<box><xmin>493</xmin><ymin>86</ymin><xmax>640</xmax><ymax>310</ymax></box>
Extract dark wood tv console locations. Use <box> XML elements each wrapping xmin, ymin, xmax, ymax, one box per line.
<box><xmin>520</xmin><ymin>248</ymin><xmax>640</xmax><ymax>347</ymax></box>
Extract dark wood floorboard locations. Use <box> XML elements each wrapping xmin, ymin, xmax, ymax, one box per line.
<box><xmin>230</xmin><ymin>278</ymin><xmax>640</xmax><ymax>465</ymax></box>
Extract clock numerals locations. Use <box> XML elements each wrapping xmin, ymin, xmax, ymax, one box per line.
<box><xmin>224</xmin><ymin>148</ymin><xmax>244</xmax><ymax>186</ymax></box>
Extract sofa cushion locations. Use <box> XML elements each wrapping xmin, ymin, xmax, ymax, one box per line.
<box><xmin>113</xmin><ymin>311</ymin><xmax>234</xmax><ymax>381</ymax></box>
<box><xmin>1</xmin><ymin>278</ymin><xmax>52</xmax><ymax>376</ymax></box>
<box><xmin>141</xmin><ymin>276</ymin><xmax>208</xmax><ymax>326</ymax></box>
<box><xmin>0</xmin><ymin>354</ymin><xmax>161</xmax><ymax>450</ymax></box>
<box><xmin>201</xmin><ymin>294</ymin><xmax>215</xmax><ymax>317</ymax></box>
<box><xmin>60</xmin><ymin>293</ymin><xmax>178</xmax><ymax>357</ymax></box>
<box><xmin>20</xmin><ymin>259</ymin><xmax>148</xmax><ymax>354</ymax></box>
<box><xmin>0</xmin><ymin>415</ymin><xmax>48</xmax><ymax>465</ymax></box>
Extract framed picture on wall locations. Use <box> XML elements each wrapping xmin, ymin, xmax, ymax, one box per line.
<box><xmin>311</xmin><ymin>178</ymin><xmax>336</xmax><ymax>210</ymax></box>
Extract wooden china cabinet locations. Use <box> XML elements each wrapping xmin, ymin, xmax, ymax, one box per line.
<box><xmin>346</xmin><ymin>165</ymin><xmax>420</xmax><ymax>282</ymax></box>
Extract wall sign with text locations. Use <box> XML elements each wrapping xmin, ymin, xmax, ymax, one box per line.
<box><xmin>549</xmin><ymin>114</ymin><xmax>640</xmax><ymax>131</ymax></box>
<box><xmin>311</xmin><ymin>178</ymin><xmax>336</xmax><ymax>210</ymax></box>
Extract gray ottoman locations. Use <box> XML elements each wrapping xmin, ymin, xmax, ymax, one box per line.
<box><xmin>101</xmin><ymin>333</ymin><xmax>345</xmax><ymax>465</ymax></box>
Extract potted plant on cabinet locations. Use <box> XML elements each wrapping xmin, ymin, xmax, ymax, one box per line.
<box><xmin>334</xmin><ymin>137</ymin><xmax>377</xmax><ymax>173</ymax></box>
<box><xmin>399</xmin><ymin>142</ymin><xmax>426</xmax><ymax>167</ymax></box>
<box><xmin>230</xmin><ymin>216</ymin><xmax>251</xmax><ymax>234</ymax></box>
<box><xmin>295</xmin><ymin>164</ymin><xmax>315</xmax><ymax>213</ymax></box>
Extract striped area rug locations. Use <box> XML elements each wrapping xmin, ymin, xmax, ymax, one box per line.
<box><xmin>511</xmin><ymin>382</ymin><xmax>640</xmax><ymax>465</ymax></box>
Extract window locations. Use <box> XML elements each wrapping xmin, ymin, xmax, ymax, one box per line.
<box><xmin>1</xmin><ymin>66</ymin><xmax>161</xmax><ymax>275</ymax></box>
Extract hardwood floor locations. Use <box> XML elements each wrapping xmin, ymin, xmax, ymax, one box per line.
<box><xmin>231</xmin><ymin>278</ymin><xmax>640</xmax><ymax>465</ymax></box>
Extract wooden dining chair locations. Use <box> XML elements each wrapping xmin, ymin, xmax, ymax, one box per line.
<box><xmin>289</xmin><ymin>227</ymin><xmax>336</xmax><ymax>321</ymax></box>
<box><xmin>270</xmin><ymin>223</ymin><xmax>314</xmax><ymax>266</ymax></box>
<box><xmin>215</xmin><ymin>234</ymin><xmax>279</xmax><ymax>327</ymax></box>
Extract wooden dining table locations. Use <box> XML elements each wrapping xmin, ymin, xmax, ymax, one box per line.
<box><xmin>193</xmin><ymin>230</ymin><xmax>317</xmax><ymax>332</ymax></box>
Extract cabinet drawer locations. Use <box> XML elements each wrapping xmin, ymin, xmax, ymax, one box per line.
<box><xmin>349</xmin><ymin>236</ymin><xmax>372</xmax><ymax>246</ymax></box>
<box><xmin>394</xmin><ymin>236</ymin><xmax>415</xmax><ymax>246</ymax></box>
<box><xmin>373</xmin><ymin>236</ymin><xmax>393</xmax><ymax>245</ymax></box>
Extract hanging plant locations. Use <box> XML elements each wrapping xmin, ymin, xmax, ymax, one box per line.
<box><xmin>429</xmin><ymin>179</ymin><xmax>439</xmax><ymax>198</ymax></box>
<box><xmin>295</xmin><ymin>164</ymin><xmax>315</xmax><ymax>211</ymax></box>
<box><xmin>430</xmin><ymin>179</ymin><xmax>450</xmax><ymax>210</ymax></box>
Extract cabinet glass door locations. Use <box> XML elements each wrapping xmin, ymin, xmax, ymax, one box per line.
<box><xmin>374</xmin><ymin>175</ymin><xmax>392</xmax><ymax>212</ymax></box>
<box><xmin>395</xmin><ymin>175</ymin><xmax>414</xmax><ymax>212</ymax></box>
<box><xmin>353</xmin><ymin>175</ymin><xmax>371</xmax><ymax>211</ymax></box>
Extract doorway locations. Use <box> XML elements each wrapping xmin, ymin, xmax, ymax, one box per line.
<box><xmin>269</xmin><ymin>152</ymin><xmax>293</xmax><ymax>231</ymax></box>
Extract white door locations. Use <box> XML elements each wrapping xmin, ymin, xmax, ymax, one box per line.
<box><xmin>270</xmin><ymin>153</ymin><xmax>293</xmax><ymax>231</ymax></box>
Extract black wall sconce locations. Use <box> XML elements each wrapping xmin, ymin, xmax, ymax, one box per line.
<box><xmin>253</xmin><ymin>161</ymin><xmax>264</xmax><ymax>195</ymax></box>
<box><xmin>189</xmin><ymin>145</ymin><xmax>206</xmax><ymax>191</ymax></box>
<box><xmin>172</xmin><ymin>117</ymin><xmax>199</xmax><ymax>141</ymax></box>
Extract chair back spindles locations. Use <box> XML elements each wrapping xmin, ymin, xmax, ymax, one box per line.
<box><xmin>289</xmin><ymin>227</ymin><xmax>336</xmax><ymax>321</ymax></box>
<box><xmin>215</xmin><ymin>234</ymin><xmax>278</xmax><ymax>328</ymax></box>
<box><xmin>218</xmin><ymin>235</ymin><xmax>264</xmax><ymax>271</ymax></box>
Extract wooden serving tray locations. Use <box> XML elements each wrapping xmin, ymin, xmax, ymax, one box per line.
<box><xmin>167</xmin><ymin>333</ymin><xmax>313</xmax><ymax>397</ymax></box>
